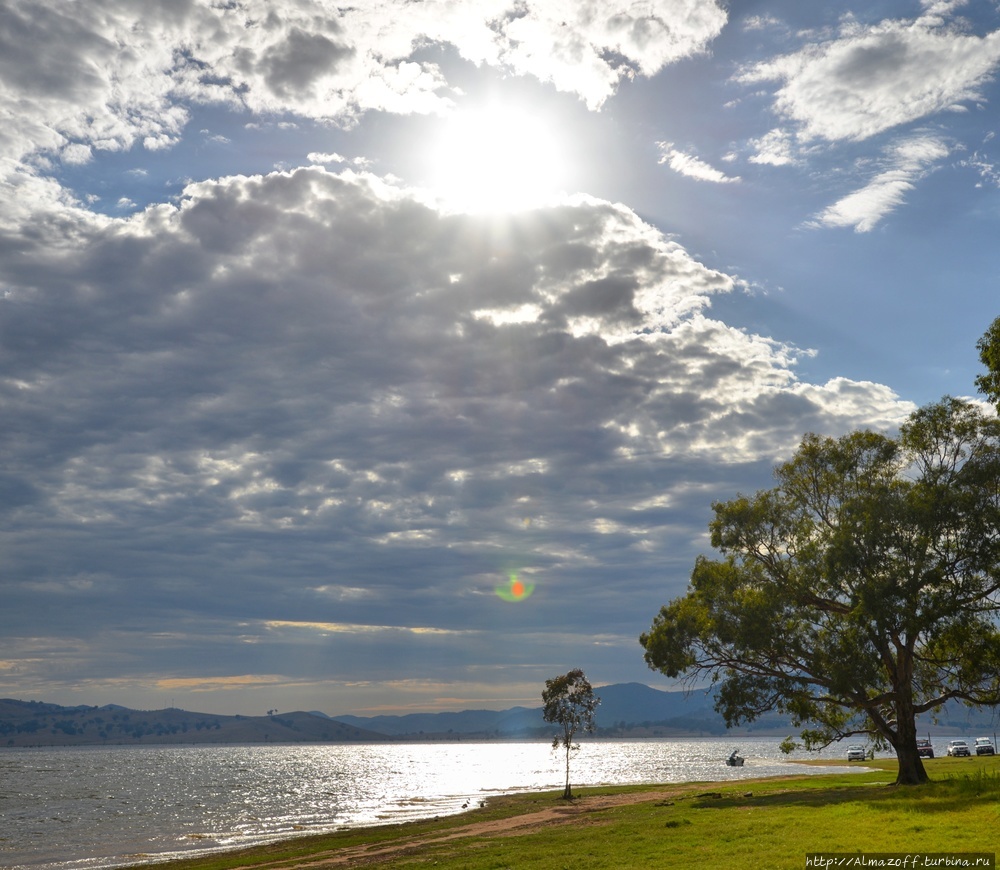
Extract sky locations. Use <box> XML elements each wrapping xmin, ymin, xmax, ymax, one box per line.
<box><xmin>2</xmin><ymin>0</ymin><xmax>999</xmax><ymax>718</ymax></box>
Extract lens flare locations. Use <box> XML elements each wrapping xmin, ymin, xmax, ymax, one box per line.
<box><xmin>495</xmin><ymin>573</ymin><xmax>535</xmax><ymax>602</ymax></box>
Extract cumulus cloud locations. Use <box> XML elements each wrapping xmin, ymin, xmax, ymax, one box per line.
<box><xmin>0</xmin><ymin>168</ymin><xmax>914</xmax><ymax>703</ymax></box>
<box><xmin>0</xmin><ymin>0</ymin><xmax>728</xmax><ymax>177</ymax></box>
<box><xmin>737</xmin><ymin>8</ymin><xmax>1000</xmax><ymax>145</ymax></box>
<box><xmin>0</xmin><ymin>0</ymin><xmax>189</xmax><ymax>167</ymax></box>
<box><xmin>308</xmin><ymin>151</ymin><xmax>347</xmax><ymax>164</ymax></box>
<box><xmin>746</xmin><ymin>129</ymin><xmax>800</xmax><ymax>166</ymax></box>
<box><xmin>3</xmin><ymin>0</ymin><xmax>955</xmax><ymax>714</ymax></box>
<box><xmin>491</xmin><ymin>0</ymin><xmax>728</xmax><ymax>108</ymax></box>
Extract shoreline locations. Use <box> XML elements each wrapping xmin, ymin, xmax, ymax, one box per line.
<box><xmin>122</xmin><ymin>778</ymin><xmax>787</xmax><ymax>870</ymax></box>
<box><xmin>125</xmin><ymin>754</ymin><xmax>1000</xmax><ymax>870</ymax></box>
<box><xmin>6</xmin><ymin>741</ymin><xmax>882</xmax><ymax>870</ymax></box>
<box><xmin>122</xmin><ymin>762</ymin><xmax>885</xmax><ymax>870</ymax></box>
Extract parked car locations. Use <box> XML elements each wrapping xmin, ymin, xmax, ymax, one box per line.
<box><xmin>974</xmin><ymin>737</ymin><xmax>995</xmax><ymax>756</ymax></box>
<box><xmin>947</xmin><ymin>739</ymin><xmax>971</xmax><ymax>757</ymax></box>
<box><xmin>916</xmin><ymin>739</ymin><xmax>934</xmax><ymax>759</ymax></box>
<box><xmin>846</xmin><ymin>744</ymin><xmax>866</xmax><ymax>761</ymax></box>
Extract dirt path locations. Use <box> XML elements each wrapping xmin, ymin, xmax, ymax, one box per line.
<box><xmin>224</xmin><ymin>785</ymin><xmax>704</xmax><ymax>869</ymax></box>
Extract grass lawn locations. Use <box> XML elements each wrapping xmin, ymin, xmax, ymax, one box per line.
<box><xmin>137</xmin><ymin>755</ymin><xmax>1000</xmax><ymax>870</ymax></box>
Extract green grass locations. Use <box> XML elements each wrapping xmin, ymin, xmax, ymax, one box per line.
<box><xmin>132</xmin><ymin>756</ymin><xmax>1000</xmax><ymax>870</ymax></box>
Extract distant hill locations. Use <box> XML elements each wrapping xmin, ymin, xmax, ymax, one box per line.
<box><xmin>918</xmin><ymin>699</ymin><xmax>1000</xmax><ymax>737</ymax></box>
<box><xmin>595</xmin><ymin>683</ymin><xmax>717</xmax><ymax>728</ymax></box>
<box><xmin>332</xmin><ymin>705</ymin><xmax>546</xmax><ymax>738</ymax></box>
<box><xmin>5</xmin><ymin>683</ymin><xmax>997</xmax><ymax>748</ymax></box>
<box><xmin>0</xmin><ymin>699</ymin><xmax>385</xmax><ymax>747</ymax></box>
<box><xmin>331</xmin><ymin>683</ymin><xmax>1000</xmax><ymax>740</ymax></box>
<box><xmin>0</xmin><ymin>685</ymin><xmax>741</xmax><ymax>747</ymax></box>
<box><xmin>333</xmin><ymin>683</ymin><xmax>767</xmax><ymax>738</ymax></box>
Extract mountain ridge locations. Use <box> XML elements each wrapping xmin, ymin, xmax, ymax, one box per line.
<box><xmin>3</xmin><ymin>682</ymin><xmax>995</xmax><ymax>747</ymax></box>
<box><xmin>0</xmin><ymin>698</ymin><xmax>384</xmax><ymax>747</ymax></box>
<box><xmin>0</xmin><ymin>684</ymin><xmax>735</xmax><ymax>746</ymax></box>
<box><xmin>330</xmin><ymin>683</ymin><xmax>734</xmax><ymax>737</ymax></box>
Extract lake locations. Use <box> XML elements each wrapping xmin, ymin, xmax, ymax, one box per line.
<box><xmin>0</xmin><ymin>737</ymin><xmax>870</xmax><ymax>870</ymax></box>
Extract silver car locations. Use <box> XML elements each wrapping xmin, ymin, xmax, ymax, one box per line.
<box><xmin>947</xmin><ymin>739</ymin><xmax>971</xmax><ymax>757</ymax></box>
<box><xmin>846</xmin><ymin>744</ymin><xmax>866</xmax><ymax>761</ymax></box>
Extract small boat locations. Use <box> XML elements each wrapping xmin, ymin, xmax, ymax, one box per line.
<box><xmin>726</xmin><ymin>750</ymin><xmax>744</xmax><ymax>767</ymax></box>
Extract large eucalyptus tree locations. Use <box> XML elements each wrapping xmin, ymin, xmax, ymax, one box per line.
<box><xmin>640</xmin><ymin>398</ymin><xmax>1000</xmax><ymax>785</ymax></box>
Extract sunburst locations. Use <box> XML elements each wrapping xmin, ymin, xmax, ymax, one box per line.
<box><xmin>423</xmin><ymin>102</ymin><xmax>570</xmax><ymax>212</ymax></box>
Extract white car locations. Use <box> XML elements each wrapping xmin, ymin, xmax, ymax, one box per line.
<box><xmin>846</xmin><ymin>744</ymin><xmax>866</xmax><ymax>761</ymax></box>
<box><xmin>947</xmin><ymin>739</ymin><xmax>971</xmax><ymax>757</ymax></box>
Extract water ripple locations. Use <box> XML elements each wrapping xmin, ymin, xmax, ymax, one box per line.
<box><xmin>0</xmin><ymin>737</ymin><xmax>865</xmax><ymax>870</ymax></box>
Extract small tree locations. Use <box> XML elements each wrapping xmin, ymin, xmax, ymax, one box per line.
<box><xmin>640</xmin><ymin>398</ymin><xmax>1000</xmax><ymax>785</ymax></box>
<box><xmin>542</xmin><ymin>668</ymin><xmax>600</xmax><ymax>799</ymax></box>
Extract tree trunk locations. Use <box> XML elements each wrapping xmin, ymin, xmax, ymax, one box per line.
<box><xmin>563</xmin><ymin>742</ymin><xmax>573</xmax><ymax>799</ymax></box>
<box><xmin>894</xmin><ymin>742</ymin><xmax>928</xmax><ymax>785</ymax></box>
<box><xmin>893</xmin><ymin>704</ymin><xmax>928</xmax><ymax>785</ymax></box>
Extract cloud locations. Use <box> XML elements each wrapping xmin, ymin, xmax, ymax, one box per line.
<box><xmin>0</xmin><ymin>1</ymin><xmax>189</xmax><ymax>168</ymax></box>
<box><xmin>814</xmin><ymin>134</ymin><xmax>950</xmax><ymax>231</ymax></box>
<box><xmin>265</xmin><ymin>621</ymin><xmax>474</xmax><ymax>637</ymax></box>
<box><xmin>657</xmin><ymin>142</ymin><xmax>741</xmax><ymax>183</ymax></box>
<box><xmin>0</xmin><ymin>167</ymin><xmax>915</xmax><ymax>705</ymax></box>
<box><xmin>959</xmin><ymin>132</ymin><xmax>1000</xmax><ymax>186</ymax></box>
<box><xmin>737</xmin><ymin>8</ymin><xmax>1000</xmax><ymax>144</ymax></box>
<box><xmin>743</xmin><ymin>15</ymin><xmax>786</xmax><ymax>34</ymax></box>
<box><xmin>490</xmin><ymin>0</ymin><xmax>728</xmax><ymax>109</ymax></box>
<box><xmin>0</xmin><ymin>0</ymin><xmax>729</xmax><ymax>186</ymax></box>
<box><xmin>746</xmin><ymin>129</ymin><xmax>800</xmax><ymax>166</ymax></box>
<box><xmin>308</xmin><ymin>151</ymin><xmax>347</xmax><ymax>164</ymax></box>
<box><xmin>155</xmin><ymin>675</ymin><xmax>291</xmax><ymax>692</ymax></box>
<box><xmin>4</xmin><ymin>2</ymin><xmax>949</xmax><ymax>713</ymax></box>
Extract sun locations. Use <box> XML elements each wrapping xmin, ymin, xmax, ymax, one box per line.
<box><xmin>423</xmin><ymin>102</ymin><xmax>571</xmax><ymax>213</ymax></box>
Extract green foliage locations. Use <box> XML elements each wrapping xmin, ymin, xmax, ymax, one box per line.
<box><xmin>945</xmin><ymin>767</ymin><xmax>1000</xmax><ymax>797</ymax></box>
<box><xmin>541</xmin><ymin>668</ymin><xmax>600</xmax><ymax>799</ymax></box>
<box><xmin>640</xmin><ymin>397</ymin><xmax>1000</xmax><ymax>785</ymax></box>
<box><xmin>778</xmin><ymin>735</ymin><xmax>799</xmax><ymax>755</ymax></box>
<box><xmin>975</xmin><ymin>314</ymin><xmax>1000</xmax><ymax>406</ymax></box>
